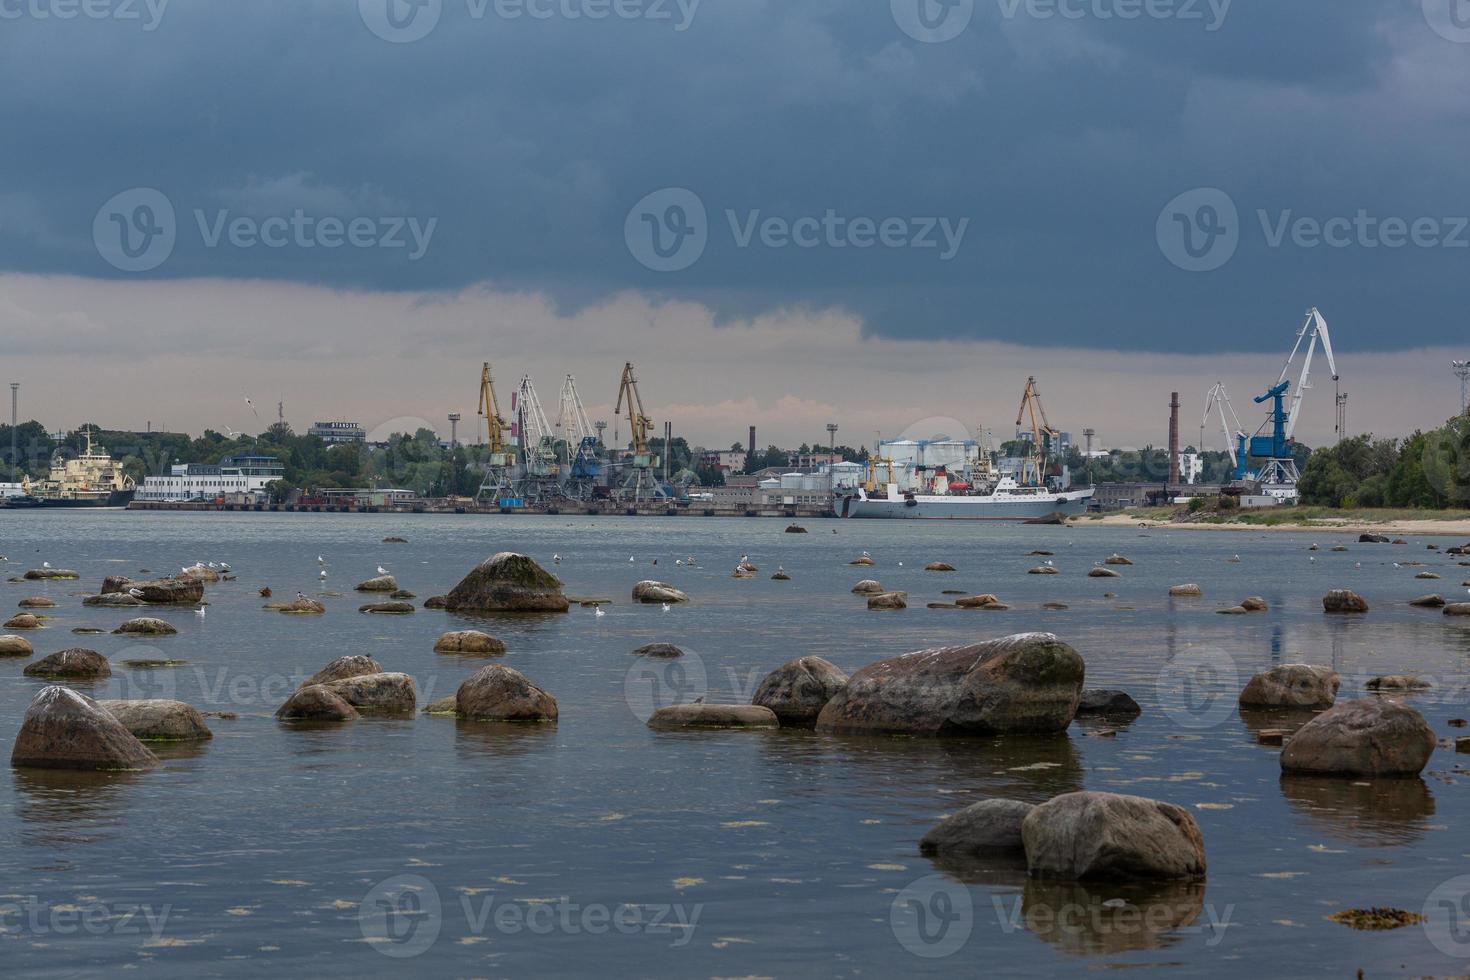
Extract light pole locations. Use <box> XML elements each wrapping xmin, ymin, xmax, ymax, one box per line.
<box><xmin>8</xmin><ymin>383</ymin><xmax>17</xmax><ymax>483</ymax></box>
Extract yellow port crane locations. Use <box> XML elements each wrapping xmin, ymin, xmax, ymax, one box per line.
<box><xmin>1015</xmin><ymin>375</ymin><xmax>1059</xmax><ymax>487</ymax></box>
<box><xmin>615</xmin><ymin>361</ymin><xmax>654</xmax><ymax>460</ymax></box>
<box><xmin>477</xmin><ymin>362</ymin><xmax>509</xmax><ymax>461</ymax></box>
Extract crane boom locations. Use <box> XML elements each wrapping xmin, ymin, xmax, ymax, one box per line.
<box><xmin>615</xmin><ymin>362</ymin><xmax>653</xmax><ymax>454</ymax></box>
<box><xmin>1280</xmin><ymin>307</ymin><xmax>1339</xmax><ymax>440</ymax></box>
<box><xmin>556</xmin><ymin>374</ymin><xmax>593</xmax><ymax>447</ymax></box>
<box><xmin>1201</xmin><ymin>382</ymin><xmax>1244</xmax><ymax>466</ymax></box>
<box><xmin>477</xmin><ymin>362</ymin><xmax>506</xmax><ymax>453</ymax></box>
<box><xmin>1014</xmin><ymin>376</ymin><xmax>1059</xmax><ymax>486</ymax></box>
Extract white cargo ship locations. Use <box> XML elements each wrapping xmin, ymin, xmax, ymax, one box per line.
<box><xmin>837</xmin><ymin>475</ymin><xmax>1093</xmax><ymax>520</ymax></box>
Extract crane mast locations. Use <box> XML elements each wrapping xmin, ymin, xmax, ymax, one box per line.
<box><xmin>1014</xmin><ymin>376</ymin><xmax>1059</xmax><ymax>487</ymax></box>
<box><xmin>556</xmin><ymin>374</ymin><xmax>593</xmax><ymax>448</ymax></box>
<box><xmin>616</xmin><ymin>362</ymin><xmax>653</xmax><ymax>456</ymax></box>
<box><xmin>1201</xmin><ymin>382</ymin><xmax>1246</xmax><ymax>470</ymax></box>
<box><xmin>477</xmin><ymin>362</ymin><xmax>507</xmax><ymax>455</ymax></box>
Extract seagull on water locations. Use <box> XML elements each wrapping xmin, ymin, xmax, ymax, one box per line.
<box><xmin>318</xmin><ymin>555</ymin><xmax>326</xmax><ymax>564</ymax></box>
<box><xmin>675</xmin><ymin>559</ymin><xmax>683</xmax><ymax>566</ymax></box>
<box><xmin>661</xmin><ymin>602</ymin><xmax>671</xmax><ymax>612</ymax></box>
<box><xmin>553</xmin><ymin>554</ymin><xmax>561</xmax><ymax>565</ymax></box>
<box><xmin>320</xmin><ymin>569</ymin><xmax>328</xmax><ymax>580</ymax></box>
<box><xmin>196</xmin><ymin>607</ymin><xmax>206</xmax><ymax>618</ymax></box>
<box><xmin>629</xmin><ymin>556</ymin><xmax>635</xmax><ymax>563</ymax></box>
<box><xmin>219</xmin><ymin>562</ymin><xmax>230</xmax><ymax>571</ymax></box>
<box><xmin>595</xmin><ymin>606</ymin><xmax>606</xmax><ymax>618</ymax></box>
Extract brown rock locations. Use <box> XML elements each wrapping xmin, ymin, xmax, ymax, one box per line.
<box><xmin>18</xmin><ymin>597</ymin><xmax>56</xmax><ymax>609</ymax></box>
<box><xmin>925</xmin><ymin>562</ymin><xmax>956</xmax><ymax>572</ymax></box>
<box><xmin>750</xmin><ymin>656</ymin><xmax>848</xmax><ymax>726</ymax></box>
<box><xmin>1104</xmin><ymin>554</ymin><xmax>1134</xmax><ymax>566</ymax></box>
<box><xmin>1021</xmin><ymin>792</ymin><xmax>1206</xmax><ymax>881</ymax></box>
<box><xmin>1365</xmin><ymin>676</ymin><xmax>1431</xmax><ymax>692</ymax></box>
<box><xmin>815</xmin><ymin>633</ymin><xmax>1085</xmax><ymax>736</ymax></box>
<box><xmin>867</xmin><ymin>592</ymin><xmax>908</xmax><ymax>610</ymax></box>
<box><xmin>955</xmin><ymin>594</ymin><xmax>1006</xmax><ymax>609</ymax></box>
<box><xmin>1409</xmin><ymin>594</ymin><xmax>1446</xmax><ymax>608</ymax></box>
<box><xmin>10</xmin><ymin>687</ymin><xmax>158</xmax><ymax>771</ymax></box>
<box><xmin>631</xmin><ymin>643</ymin><xmax>685</xmax><ymax>659</ymax></box>
<box><xmin>1239</xmin><ymin>665</ymin><xmax>1340</xmax><ymax>709</ymax></box>
<box><xmin>4</xmin><ymin>614</ymin><xmax>42</xmax><ymax>630</ymax></box>
<box><xmin>321</xmin><ymin>673</ymin><xmax>417</xmax><ymax>715</ymax></box>
<box><xmin>1029</xmin><ymin>566</ymin><xmax>1060</xmax><ymax>575</ymax></box>
<box><xmin>423</xmin><ymin>595</ymin><xmax>449</xmax><ymax>609</ymax></box>
<box><xmin>130</xmin><ymin>578</ymin><xmax>205</xmax><ymax>605</ymax></box>
<box><xmin>112</xmin><ymin>618</ymin><xmax>178</xmax><ymax>636</ymax></box>
<box><xmin>632</xmin><ymin>581</ymin><xmax>689</xmax><ymax>604</ymax></box>
<box><xmin>1323</xmin><ymin>589</ymin><xmax>1369</xmax><ymax>613</ymax></box>
<box><xmin>276</xmin><ymin>684</ymin><xmax>359</xmax><ymax>722</ymax></box>
<box><xmin>1241</xmin><ymin>596</ymin><xmax>1269</xmax><ymax>612</ymax></box>
<box><xmin>355</xmin><ymin>575</ymin><xmax>399</xmax><ymax>593</ymax></box>
<box><xmin>97</xmin><ymin>700</ymin><xmax>212</xmax><ymax>741</ymax></box>
<box><xmin>454</xmin><ymin>665</ymin><xmax>557</xmax><ymax>722</ymax></box>
<box><xmin>1280</xmin><ymin>699</ymin><xmax>1435</xmax><ymax>776</ymax></box>
<box><xmin>1443</xmin><ymin>603</ymin><xmax>1470</xmax><ymax>617</ymax></box>
<box><xmin>920</xmin><ymin>799</ymin><xmax>1035</xmax><ymax>856</ymax></box>
<box><xmin>84</xmin><ymin>592</ymin><xmax>142</xmax><ymax>608</ymax></box>
<box><xmin>647</xmin><ymin>704</ymin><xmax>778</xmax><ymax>730</ymax></box>
<box><xmin>0</xmin><ymin>634</ymin><xmax>34</xmax><ymax>657</ymax></box>
<box><xmin>1168</xmin><ymin>584</ymin><xmax>1202</xmax><ymax>597</ymax></box>
<box><xmin>444</xmin><ymin>553</ymin><xmax>569</xmax><ymax>613</ymax></box>
<box><xmin>302</xmin><ymin>655</ymin><xmax>384</xmax><ymax>689</ymax></box>
<box><xmin>23</xmin><ymin>648</ymin><xmax>110</xmax><ymax>679</ymax></box>
<box><xmin>265</xmin><ymin>597</ymin><xmax>326</xmax><ymax>614</ymax></box>
<box><xmin>1088</xmin><ymin>567</ymin><xmax>1121</xmax><ymax>578</ymax></box>
<box><xmin>101</xmin><ymin>575</ymin><xmax>134</xmax><ymax>594</ymax></box>
<box><xmin>851</xmin><ymin>580</ymin><xmax>885</xmax><ymax>595</ymax></box>
<box><xmin>433</xmin><ymin>630</ymin><xmax>506</xmax><ymax>655</ymax></box>
<box><xmin>358</xmin><ymin>601</ymin><xmax>415</xmax><ymax>615</ymax></box>
<box><xmin>24</xmin><ymin>568</ymin><xmax>79</xmax><ymax>580</ymax></box>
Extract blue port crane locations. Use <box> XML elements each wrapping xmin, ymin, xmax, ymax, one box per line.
<box><xmin>1237</xmin><ymin>307</ymin><xmax>1339</xmax><ymax>497</ymax></box>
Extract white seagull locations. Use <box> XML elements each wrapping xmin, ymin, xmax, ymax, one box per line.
<box><xmin>595</xmin><ymin>606</ymin><xmax>606</xmax><ymax>618</ymax></box>
<box><xmin>320</xmin><ymin>569</ymin><xmax>328</xmax><ymax>580</ymax></box>
<box><xmin>377</xmin><ymin>565</ymin><xmax>389</xmax><ymax>576</ymax></box>
<box><xmin>41</xmin><ymin>561</ymin><xmax>51</xmax><ymax>569</ymax></box>
<box><xmin>553</xmin><ymin>554</ymin><xmax>561</xmax><ymax>565</ymax></box>
<box><xmin>128</xmin><ymin>587</ymin><xmax>145</xmax><ymax>600</ymax></box>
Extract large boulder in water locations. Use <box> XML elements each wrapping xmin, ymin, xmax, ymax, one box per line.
<box><xmin>444</xmin><ymin>553</ymin><xmax>568</xmax><ymax>613</ymax></box>
<box><xmin>920</xmin><ymin>798</ymin><xmax>1035</xmax><ymax>856</ymax></box>
<box><xmin>867</xmin><ymin>592</ymin><xmax>907</xmax><ymax>610</ymax></box>
<box><xmin>302</xmin><ymin>655</ymin><xmax>383</xmax><ymax>689</ymax></box>
<box><xmin>176</xmin><ymin>566</ymin><xmax>219</xmax><ymax>584</ymax></box>
<box><xmin>276</xmin><ymin>685</ymin><xmax>359</xmax><ymax>722</ymax></box>
<box><xmin>1076</xmin><ymin>689</ymin><xmax>1141</xmax><ymax>718</ymax></box>
<box><xmin>751</xmin><ymin>656</ymin><xmax>848</xmax><ymax>726</ymax></box>
<box><xmin>1021</xmin><ymin>792</ymin><xmax>1207</xmax><ymax>881</ymax></box>
<box><xmin>851</xmin><ymin>580</ymin><xmax>885</xmax><ymax>595</ymax></box>
<box><xmin>131</xmin><ymin>578</ymin><xmax>205</xmax><ymax>605</ymax></box>
<box><xmin>355</xmin><ymin>575</ymin><xmax>398</xmax><ymax>593</ymax></box>
<box><xmin>321</xmin><ymin>673</ymin><xmax>417</xmax><ymax>715</ymax></box>
<box><xmin>97</xmin><ymin>700</ymin><xmax>213</xmax><ymax>741</ymax></box>
<box><xmin>358</xmin><ymin>601</ymin><xmax>414</xmax><ymax>615</ymax></box>
<box><xmin>4</xmin><ymin>614</ymin><xmax>42</xmax><ymax>630</ymax></box>
<box><xmin>1323</xmin><ymin>589</ymin><xmax>1368</xmax><ymax>614</ymax></box>
<box><xmin>1239</xmin><ymin>665</ymin><xmax>1339</xmax><ymax>709</ymax></box>
<box><xmin>24</xmin><ymin>648</ymin><xmax>110</xmax><ymax>679</ymax></box>
<box><xmin>434</xmin><ymin>630</ymin><xmax>506</xmax><ymax>655</ymax></box>
<box><xmin>0</xmin><ymin>634</ymin><xmax>34</xmax><ymax>657</ymax></box>
<box><xmin>632</xmin><ymin>581</ymin><xmax>689</xmax><ymax>604</ymax></box>
<box><xmin>101</xmin><ymin>575</ymin><xmax>133</xmax><ymax>595</ymax></box>
<box><xmin>454</xmin><ymin>665</ymin><xmax>558</xmax><ymax>722</ymax></box>
<box><xmin>11</xmin><ymin>687</ymin><xmax>158</xmax><ymax>771</ymax></box>
<box><xmin>814</xmin><ymin>633</ymin><xmax>1084</xmax><ymax>736</ymax></box>
<box><xmin>24</xmin><ymin>568</ymin><xmax>79</xmax><ymax>580</ymax></box>
<box><xmin>1280</xmin><ymin>698</ymin><xmax>1435</xmax><ymax>777</ymax></box>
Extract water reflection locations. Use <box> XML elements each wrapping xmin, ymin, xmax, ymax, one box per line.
<box><xmin>453</xmin><ymin>719</ymin><xmax>558</xmax><ymax>759</ymax></box>
<box><xmin>1238</xmin><ymin>706</ymin><xmax>1322</xmax><ymax>738</ymax></box>
<box><xmin>1279</xmin><ymin>775</ymin><xmax>1435</xmax><ymax>846</ymax></box>
<box><xmin>1015</xmin><ymin>879</ymin><xmax>1208</xmax><ymax>955</ymax></box>
<box><xmin>11</xmin><ymin>768</ymin><xmax>144</xmax><ymax>844</ymax></box>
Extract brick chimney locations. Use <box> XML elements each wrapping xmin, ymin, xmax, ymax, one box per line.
<box><xmin>1168</xmin><ymin>392</ymin><xmax>1181</xmax><ymax>488</ymax></box>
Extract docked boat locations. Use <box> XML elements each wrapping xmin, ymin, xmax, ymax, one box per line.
<box><xmin>10</xmin><ymin>427</ymin><xmax>136</xmax><ymax>508</ymax></box>
<box><xmin>837</xmin><ymin>475</ymin><xmax>1093</xmax><ymax>520</ymax></box>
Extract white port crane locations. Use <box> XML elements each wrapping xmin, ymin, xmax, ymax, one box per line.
<box><xmin>516</xmin><ymin>375</ymin><xmax>557</xmax><ymax>478</ymax></box>
<box><xmin>1201</xmin><ymin>382</ymin><xmax>1246</xmax><ymax>469</ymax></box>
<box><xmin>555</xmin><ymin>374</ymin><xmax>593</xmax><ymax>449</ymax></box>
<box><xmin>1279</xmin><ymin>306</ymin><xmax>1339</xmax><ymax>441</ymax></box>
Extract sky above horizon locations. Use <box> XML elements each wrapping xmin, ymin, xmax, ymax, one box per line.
<box><xmin>1</xmin><ymin>0</ymin><xmax>1466</xmax><ymax>448</ymax></box>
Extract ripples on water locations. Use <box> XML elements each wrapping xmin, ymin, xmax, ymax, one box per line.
<box><xmin>0</xmin><ymin>512</ymin><xmax>1468</xmax><ymax>976</ymax></box>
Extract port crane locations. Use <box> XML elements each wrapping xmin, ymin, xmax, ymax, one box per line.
<box><xmin>475</xmin><ymin>362</ymin><xmax>514</xmax><ymax>502</ymax></box>
<box><xmin>1014</xmin><ymin>376</ymin><xmax>1059</xmax><ymax>487</ymax></box>
<box><xmin>614</xmin><ymin>361</ymin><xmax>664</xmax><ymax>501</ymax></box>
<box><xmin>1240</xmin><ymin>307</ymin><xmax>1340</xmax><ymax>498</ymax></box>
<box><xmin>556</xmin><ymin>374</ymin><xmax>603</xmax><ymax>496</ymax></box>
<box><xmin>1200</xmin><ymin>382</ymin><xmax>1247</xmax><ymax>475</ymax></box>
<box><xmin>514</xmin><ymin>374</ymin><xmax>562</xmax><ymax>501</ymax></box>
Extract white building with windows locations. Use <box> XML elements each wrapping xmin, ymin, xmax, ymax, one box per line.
<box><xmin>136</xmin><ymin>455</ymin><xmax>285</xmax><ymax>502</ymax></box>
<box><xmin>308</xmin><ymin>421</ymin><xmax>366</xmax><ymax>444</ymax></box>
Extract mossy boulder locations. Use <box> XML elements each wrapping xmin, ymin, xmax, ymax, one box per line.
<box><xmin>444</xmin><ymin>553</ymin><xmax>568</xmax><ymax>613</ymax></box>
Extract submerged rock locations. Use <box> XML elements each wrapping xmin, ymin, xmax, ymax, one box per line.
<box><xmin>0</xmin><ymin>634</ymin><xmax>34</xmax><ymax>657</ymax></box>
<box><xmin>1168</xmin><ymin>584</ymin><xmax>1202</xmax><ymax>597</ymax></box>
<box><xmin>785</xmin><ymin>524</ymin><xmax>808</xmax><ymax>534</ymax></box>
<box><xmin>925</xmin><ymin>562</ymin><xmax>956</xmax><ymax>572</ymax></box>
<box><xmin>1021</xmin><ymin>792</ymin><xmax>1206</xmax><ymax>881</ymax></box>
<box><xmin>24</xmin><ymin>648</ymin><xmax>110</xmax><ymax>680</ymax></box>
<box><xmin>24</xmin><ymin>568</ymin><xmax>79</xmax><ymax>581</ymax></box>
<box><xmin>955</xmin><ymin>594</ymin><xmax>1006</xmax><ymax>609</ymax></box>
<box><xmin>84</xmin><ymin>593</ymin><xmax>142</xmax><ymax>607</ymax></box>
<box><xmin>815</xmin><ymin>632</ymin><xmax>1084</xmax><ymax>736</ymax></box>
<box><xmin>1240</xmin><ymin>596</ymin><xmax>1269</xmax><ymax>612</ymax></box>
<box><xmin>1323</xmin><ymin>590</ymin><xmax>1369</xmax><ymax>614</ymax></box>
<box><xmin>1280</xmin><ymin>699</ymin><xmax>1435</xmax><ymax>777</ymax></box>
<box><xmin>1409</xmin><ymin>594</ymin><xmax>1446</xmax><ymax>608</ymax></box>
<box><xmin>632</xmin><ymin>581</ymin><xmax>689</xmax><ymax>604</ymax></box>
<box><xmin>1104</xmin><ymin>554</ymin><xmax>1134</xmax><ymax>566</ymax></box>
<box><xmin>1239</xmin><ymin>665</ymin><xmax>1340</xmax><ymax>709</ymax></box>
<box><xmin>98</xmin><ymin>700</ymin><xmax>213</xmax><ymax>741</ymax></box>
<box><xmin>355</xmin><ymin>575</ymin><xmax>399</xmax><ymax>593</ymax></box>
<box><xmin>423</xmin><ymin>595</ymin><xmax>449</xmax><ymax>610</ymax></box>
<box><xmin>631</xmin><ymin>643</ymin><xmax>685</xmax><ymax>659</ymax></box>
<box><xmin>10</xmin><ymin>687</ymin><xmax>158</xmax><ymax>771</ymax></box>
<box><xmin>920</xmin><ymin>799</ymin><xmax>1034</xmax><ymax>856</ymax></box>
<box><xmin>18</xmin><ymin>597</ymin><xmax>56</xmax><ymax>609</ymax></box>
<box><xmin>851</xmin><ymin>580</ymin><xmax>885</xmax><ymax>595</ymax></box>
<box><xmin>265</xmin><ymin>597</ymin><xmax>326</xmax><ymax>614</ymax></box>
<box><xmin>444</xmin><ymin>553</ymin><xmax>569</xmax><ymax>613</ymax></box>
<box><xmin>176</xmin><ymin>566</ymin><xmax>219</xmax><ymax>584</ymax></box>
<box><xmin>751</xmin><ymin>656</ymin><xmax>848</xmax><ymax>726</ymax></box>
<box><xmin>276</xmin><ymin>685</ymin><xmax>359</xmax><ymax>722</ymax></box>
<box><xmin>867</xmin><ymin>592</ymin><xmax>907</xmax><ymax>610</ymax></box>
<box><xmin>434</xmin><ymin>630</ymin><xmax>507</xmax><ymax>655</ymax></box>
<box><xmin>1088</xmin><ymin>567</ymin><xmax>1121</xmax><ymax>578</ymax></box>
<box><xmin>1076</xmin><ymin>689</ymin><xmax>1142</xmax><ymax>718</ymax></box>
<box><xmin>1444</xmin><ymin>603</ymin><xmax>1470</xmax><ymax>617</ymax></box>
<box><xmin>358</xmin><ymin>601</ymin><xmax>415</xmax><ymax>615</ymax></box>
<box><xmin>4</xmin><ymin>614</ymin><xmax>42</xmax><ymax>630</ymax></box>
<box><xmin>112</xmin><ymin>618</ymin><xmax>178</xmax><ymax>636</ymax></box>
<box><xmin>454</xmin><ymin>665</ymin><xmax>557</xmax><ymax>722</ymax></box>
<box><xmin>647</xmin><ymin>704</ymin><xmax>778</xmax><ymax>730</ymax></box>
<box><xmin>1029</xmin><ymin>566</ymin><xmax>1060</xmax><ymax>575</ymax></box>
<box><xmin>1365</xmin><ymin>676</ymin><xmax>1431</xmax><ymax>692</ymax></box>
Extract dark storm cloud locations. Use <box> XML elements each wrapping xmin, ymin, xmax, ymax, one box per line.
<box><xmin>0</xmin><ymin>0</ymin><xmax>1462</xmax><ymax>352</ymax></box>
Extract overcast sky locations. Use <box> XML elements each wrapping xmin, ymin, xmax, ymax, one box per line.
<box><xmin>1</xmin><ymin>0</ymin><xmax>1465</xmax><ymax>448</ymax></box>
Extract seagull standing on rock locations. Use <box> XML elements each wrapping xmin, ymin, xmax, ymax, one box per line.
<box><xmin>377</xmin><ymin>565</ymin><xmax>389</xmax><ymax>576</ymax></box>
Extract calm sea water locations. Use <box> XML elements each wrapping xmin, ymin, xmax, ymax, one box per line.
<box><xmin>1</xmin><ymin>511</ymin><xmax>1469</xmax><ymax>977</ymax></box>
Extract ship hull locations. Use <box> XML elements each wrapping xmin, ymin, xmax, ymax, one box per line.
<box><xmin>837</xmin><ymin>489</ymin><xmax>1093</xmax><ymax>520</ymax></box>
<box><xmin>7</xmin><ymin>489</ymin><xmax>136</xmax><ymax>509</ymax></box>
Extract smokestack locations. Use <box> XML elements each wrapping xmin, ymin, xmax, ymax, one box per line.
<box><xmin>749</xmin><ymin>425</ymin><xmax>756</xmax><ymax>457</ymax></box>
<box><xmin>1168</xmin><ymin>392</ymin><xmax>1181</xmax><ymax>488</ymax></box>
